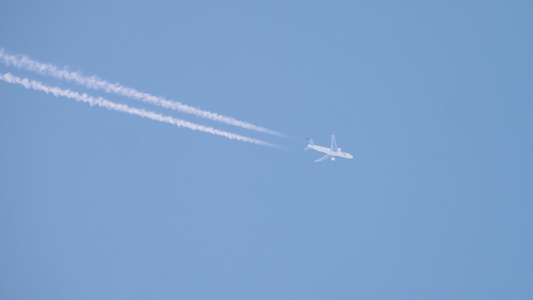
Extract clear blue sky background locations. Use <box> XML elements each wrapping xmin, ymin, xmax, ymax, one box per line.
<box><xmin>1</xmin><ymin>1</ymin><xmax>532</xmax><ymax>299</ymax></box>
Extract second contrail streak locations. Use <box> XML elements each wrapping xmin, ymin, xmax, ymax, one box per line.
<box><xmin>0</xmin><ymin>72</ymin><xmax>279</xmax><ymax>147</ymax></box>
<box><xmin>0</xmin><ymin>49</ymin><xmax>285</xmax><ymax>137</ymax></box>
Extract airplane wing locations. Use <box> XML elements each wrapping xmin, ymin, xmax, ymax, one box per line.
<box><xmin>330</xmin><ymin>134</ymin><xmax>338</xmax><ymax>152</ymax></box>
<box><xmin>314</xmin><ymin>154</ymin><xmax>331</xmax><ymax>162</ymax></box>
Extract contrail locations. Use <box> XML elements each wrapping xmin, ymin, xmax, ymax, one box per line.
<box><xmin>0</xmin><ymin>49</ymin><xmax>285</xmax><ymax>137</ymax></box>
<box><xmin>0</xmin><ymin>72</ymin><xmax>280</xmax><ymax>148</ymax></box>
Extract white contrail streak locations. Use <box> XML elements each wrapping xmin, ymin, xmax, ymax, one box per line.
<box><xmin>0</xmin><ymin>72</ymin><xmax>279</xmax><ymax>148</ymax></box>
<box><xmin>0</xmin><ymin>49</ymin><xmax>285</xmax><ymax>137</ymax></box>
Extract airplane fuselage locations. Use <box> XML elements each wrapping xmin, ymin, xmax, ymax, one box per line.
<box><xmin>307</xmin><ymin>144</ymin><xmax>353</xmax><ymax>160</ymax></box>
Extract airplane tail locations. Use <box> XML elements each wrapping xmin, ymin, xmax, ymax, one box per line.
<box><xmin>305</xmin><ymin>138</ymin><xmax>314</xmax><ymax>150</ymax></box>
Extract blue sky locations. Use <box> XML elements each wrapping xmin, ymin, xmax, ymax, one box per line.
<box><xmin>1</xmin><ymin>1</ymin><xmax>532</xmax><ymax>299</ymax></box>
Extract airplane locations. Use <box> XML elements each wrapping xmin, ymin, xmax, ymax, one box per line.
<box><xmin>305</xmin><ymin>133</ymin><xmax>353</xmax><ymax>162</ymax></box>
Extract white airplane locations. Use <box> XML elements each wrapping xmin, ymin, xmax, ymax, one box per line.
<box><xmin>305</xmin><ymin>134</ymin><xmax>354</xmax><ymax>162</ymax></box>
